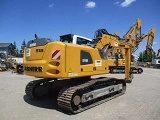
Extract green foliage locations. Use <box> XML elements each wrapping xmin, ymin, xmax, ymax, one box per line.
<box><xmin>138</xmin><ymin>51</ymin><xmax>155</xmax><ymax>62</ymax></box>
<box><xmin>17</xmin><ymin>39</ymin><xmax>27</xmax><ymax>57</ymax></box>
<box><xmin>8</xmin><ymin>41</ymin><xmax>25</xmax><ymax>57</ymax></box>
<box><xmin>13</xmin><ymin>41</ymin><xmax>16</xmax><ymax>49</ymax></box>
<box><xmin>21</xmin><ymin>40</ymin><xmax>26</xmax><ymax>50</ymax></box>
<box><xmin>8</xmin><ymin>41</ymin><xmax>17</xmax><ymax>56</ymax></box>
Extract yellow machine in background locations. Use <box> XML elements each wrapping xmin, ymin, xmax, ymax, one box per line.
<box><xmin>6</xmin><ymin>58</ymin><xmax>24</xmax><ymax>74</ymax></box>
<box><xmin>24</xmin><ymin>33</ymin><xmax>133</xmax><ymax>113</ymax></box>
<box><xmin>92</xmin><ymin>19</ymin><xmax>142</xmax><ymax>74</ymax></box>
<box><xmin>0</xmin><ymin>52</ymin><xmax>23</xmax><ymax>73</ymax></box>
<box><xmin>93</xmin><ymin>18</ymin><xmax>155</xmax><ymax>74</ymax></box>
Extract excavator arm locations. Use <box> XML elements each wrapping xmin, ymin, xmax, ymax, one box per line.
<box><xmin>137</xmin><ymin>27</ymin><xmax>156</xmax><ymax>54</ymax></box>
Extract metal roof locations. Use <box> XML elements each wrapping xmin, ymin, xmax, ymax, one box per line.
<box><xmin>0</xmin><ymin>43</ymin><xmax>13</xmax><ymax>48</ymax></box>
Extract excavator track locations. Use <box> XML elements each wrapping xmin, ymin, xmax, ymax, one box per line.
<box><xmin>57</xmin><ymin>77</ymin><xmax>126</xmax><ymax>114</ymax></box>
<box><xmin>25</xmin><ymin>79</ymin><xmax>51</xmax><ymax>99</ymax></box>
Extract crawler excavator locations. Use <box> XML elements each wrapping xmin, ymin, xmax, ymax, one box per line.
<box><xmin>24</xmin><ymin>33</ymin><xmax>133</xmax><ymax>114</ymax></box>
<box><xmin>93</xmin><ymin>19</ymin><xmax>155</xmax><ymax>74</ymax></box>
<box><xmin>92</xmin><ymin>30</ymin><xmax>142</xmax><ymax>73</ymax></box>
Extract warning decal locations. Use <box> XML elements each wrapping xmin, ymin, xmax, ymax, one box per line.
<box><xmin>52</xmin><ymin>50</ymin><xmax>61</xmax><ymax>60</ymax></box>
<box><xmin>26</xmin><ymin>49</ymin><xmax>31</xmax><ymax>57</ymax></box>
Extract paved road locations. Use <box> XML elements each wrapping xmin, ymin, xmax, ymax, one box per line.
<box><xmin>0</xmin><ymin>68</ymin><xmax>160</xmax><ymax>120</ymax></box>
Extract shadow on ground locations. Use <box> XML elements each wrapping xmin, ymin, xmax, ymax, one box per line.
<box><xmin>23</xmin><ymin>95</ymin><xmax>72</xmax><ymax>115</ymax></box>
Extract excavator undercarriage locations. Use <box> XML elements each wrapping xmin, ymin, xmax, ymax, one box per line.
<box><xmin>57</xmin><ymin>77</ymin><xmax>126</xmax><ymax>113</ymax></box>
<box><xmin>25</xmin><ymin>77</ymin><xmax>126</xmax><ymax>113</ymax></box>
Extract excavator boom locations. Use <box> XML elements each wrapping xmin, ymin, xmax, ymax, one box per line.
<box><xmin>123</xmin><ymin>18</ymin><xmax>141</xmax><ymax>40</ymax></box>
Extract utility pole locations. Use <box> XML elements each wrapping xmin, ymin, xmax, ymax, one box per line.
<box><xmin>142</xmin><ymin>52</ymin><xmax>143</xmax><ymax>63</ymax></box>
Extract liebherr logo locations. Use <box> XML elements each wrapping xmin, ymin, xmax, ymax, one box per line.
<box><xmin>109</xmin><ymin>87</ymin><xmax>114</xmax><ymax>92</ymax></box>
<box><xmin>25</xmin><ymin>66</ymin><xmax>42</xmax><ymax>72</ymax></box>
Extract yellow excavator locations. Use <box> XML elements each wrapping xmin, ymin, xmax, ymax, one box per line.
<box><xmin>93</xmin><ymin>19</ymin><xmax>155</xmax><ymax>74</ymax></box>
<box><xmin>24</xmin><ymin>32</ymin><xmax>133</xmax><ymax>113</ymax></box>
<box><xmin>92</xmin><ymin>19</ymin><xmax>142</xmax><ymax>74</ymax></box>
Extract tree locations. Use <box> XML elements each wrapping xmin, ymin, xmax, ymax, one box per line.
<box><xmin>20</xmin><ymin>39</ymin><xmax>26</xmax><ymax>54</ymax></box>
<box><xmin>8</xmin><ymin>41</ymin><xmax>17</xmax><ymax>56</ymax></box>
<box><xmin>15</xmin><ymin>48</ymin><xmax>20</xmax><ymax>57</ymax></box>
<box><xmin>13</xmin><ymin>41</ymin><xmax>19</xmax><ymax>56</ymax></box>
<box><xmin>138</xmin><ymin>51</ymin><xmax>155</xmax><ymax>62</ymax></box>
<box><xmin>13</xmin><ymin>41</ymin><xmax>16</xmax><ymax>49</ymax></box>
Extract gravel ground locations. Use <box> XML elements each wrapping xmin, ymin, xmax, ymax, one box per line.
<box><xmin>0</xmin><ymin>68</ymin><xmax>160</xmax><ymax>120</ymax></box>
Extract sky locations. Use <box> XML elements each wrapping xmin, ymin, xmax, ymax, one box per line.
<box><xmin>0</xmin><ymin>0</ymin><xmax>160</xmax><ymax>55</ymax></box>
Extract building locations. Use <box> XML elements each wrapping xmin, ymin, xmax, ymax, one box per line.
<box><xmin>0</xmin><ymin>43</ymin><xmax>15</xmax><ymax>54</ymax></box>
<box><xmin>132</xmin><ymin>54</ymin><xmax>139</xmax><ymax>62</ymax></box>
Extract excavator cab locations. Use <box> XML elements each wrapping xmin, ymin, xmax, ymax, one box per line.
<box><xmin>94</xmin><ymin>29</ymin><xmax>109</xmax><ymax>38</ymax></box>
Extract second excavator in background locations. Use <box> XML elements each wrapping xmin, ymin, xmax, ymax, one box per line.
<box><xmin>93</xmin><ymin>18</ymin><xmax>156</xmax><ymax>74</ymax></box>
